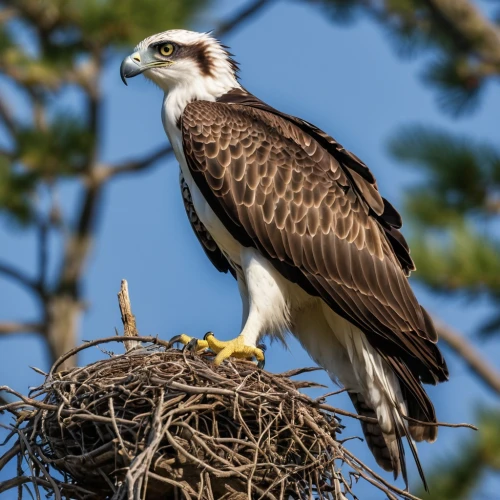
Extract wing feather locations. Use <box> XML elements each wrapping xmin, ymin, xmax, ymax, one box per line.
<box><xmin>179</xmin><ymin>173</ymin><xmax>235</xmax><ymax>278</ymax></box>
<box><xmin>181</xmin><ymin>98</ymin><xmax>448</xmax><ymax>386</ymax></box>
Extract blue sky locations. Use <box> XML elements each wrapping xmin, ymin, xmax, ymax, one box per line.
<box><xmin>1</xmin><ymin>0</ymin><xmax>499</xmax><ymax>497</ymax></box>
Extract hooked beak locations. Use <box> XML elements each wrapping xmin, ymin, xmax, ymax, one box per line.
<box><xmin>120</xmin><ymin>49</ymin><xmax>174</xmax><ymax>85</ymax></box>
<box><xmin>120</xmin><ymin>52</ymin><xmax>144</xmax><ymax>85</ymax></box>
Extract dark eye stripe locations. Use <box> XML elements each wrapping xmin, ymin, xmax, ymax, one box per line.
<box><xmin>150</xmin><ymin>41</ymin><xmax>177</xmax><ymax>50</ymax></box>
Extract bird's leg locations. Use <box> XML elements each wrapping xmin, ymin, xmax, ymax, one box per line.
<box><xmin>169</xmin><ymin>249</ymin><xmax>283</xmax><ymax>369</ymax></box>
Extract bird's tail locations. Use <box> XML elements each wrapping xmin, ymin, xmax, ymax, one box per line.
<box><xmin>348</xmin><ymin>392</ymin><xmax>404</xmax><ymax>477</ymax></box>
<box><xmin>349</xmin><ymin>385</ymin><xmax>435</xmax><ymax>490</ymax></box>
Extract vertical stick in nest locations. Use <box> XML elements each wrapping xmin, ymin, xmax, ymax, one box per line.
<box><xmin>117</xmin><ymin>279</ymin><xmax>140</xmax><ymax>351</ymax></box>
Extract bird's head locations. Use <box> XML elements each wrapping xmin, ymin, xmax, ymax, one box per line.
<box><xmin>120</xmin><ymin>29</ymin><xmax>239</xmax><ymax>93</ymax></box>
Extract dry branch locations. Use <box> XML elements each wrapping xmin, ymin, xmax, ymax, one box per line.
<box><xmin>0</xmin><ymin>336</ymin><xmax>428</xmax><ymax>500</ymax></box>
<box><xmin>437</xmin><ymin>321</ymin><xmax>500</xmax><ymax>396</ymax></box>
<box><xmin>0</xmin><ymin>322</ymin><xmax>43</xmax><ymax>335</ymax></box>
<box><xmin>117</xmin><ymin>279</ymin><xmax>140</xmax><ymax>351</ymax></box>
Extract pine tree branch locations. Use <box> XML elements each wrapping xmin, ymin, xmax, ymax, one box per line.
<box><xmin>437</xmin><ymin>321</ymin><xmax>500</xmax><ymax>395</ymax></box>
<box><xmin>101</xmin><ymin>145</ymin><xmax>174</xmax><ymax>180</ymax></box>
<box><xmin>0</xmin><ymin>261</ymin><xmax>41</xmax><ymax>295</ymax></box>
<box><xmin>0</xmin><ymin>94</ymin><xmax>17</xmax><ymax>136</ymax></box>
<box><xmin>216</xmin><ymin>0</ymin><xmax>274</xmax><ymax>38</ymax></box>
<box><xmin>38</xmin><ymin>1</ymin><xmax>272</xmax><ymax>369</ymax></box>
<box><xmin>422</xmin><ymin>0</ymin><xmax>500</xmax><ymax>68</ymax></box>
<box><xmin>0</xmin><ymin>322</ymin><xmax>43</xmax><ymax>335</ymax></box>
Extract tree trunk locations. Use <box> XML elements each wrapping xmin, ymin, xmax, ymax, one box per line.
<box><xmin>46</xmin><ymin>295</ymin><xmax>83</xmax><ymax>370</ymax></box>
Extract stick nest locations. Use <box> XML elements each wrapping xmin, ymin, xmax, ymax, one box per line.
<box><xmin>0</xmin><ymin>337</ymin><xmax>418</xmax><ymax>500</ymax></box>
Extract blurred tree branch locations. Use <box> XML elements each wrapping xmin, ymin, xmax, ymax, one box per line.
<box><xmin>0</xmin><ymin>0</ymin><xmax>273</xmax><ymax>369</ymax></box>
<box><xmin>102</xmin><ymin>145</ymin><xmax>174</xmax><ymax>180</ymax></box>
<box><xmin>311</xmin><ymin>0</ymin><xmax>500</xmax><ymax>114</ymax></box>
<box><xmin>0</xmin><ymin>322</ymin><xmax>43</xmax><ymax>335</ymax></box>
<box><xmin>437</xmin><ymin>322</ymin><xmax>500</xmax><ymax>395</ymax></box>
<box><xmin>0</xmin><ymin>262</ymin><xmax>41</xmax><ymax>295</ymax></box>
<box><xmin>422</xmin><ymin>0</ymin><xmax>500</xmax><ymax>68</ymax></box>
<box><xmin>0</xmin><ymin>96</ymin><xmax>17</xmax><ymax>136</ymax></box>
<box><xmin>216</xmin><ymin>0</ymin><xmax>272</xmax><ymax>37</ymax></box>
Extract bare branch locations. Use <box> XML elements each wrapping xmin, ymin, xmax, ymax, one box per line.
<box><xmin>0</xmin><ymin>94</ymin><xmax>17</xmax><ymax>136</ymax></box>
<box><xmin>117</xmin><ymin>279</ymin><xmax>140</xmax><ymax>351</ymax></box>
<box><xmin>0</xmin><ymin>261</ymin><xmax>40</xmax><ymax>294</ymax></box>
<box><xmin>0</xmin><ymin>322</ymin><xmax>43</xmax><ymax>335</ymax></box>
<box><xmin>37</xmin><ymin>217</ymin><xmax>49</xmax><ymax>290</ymax></box>
<box><xmin>437</xmin><ymin>321</ymin><xmax>500</xmax><ymax>395</ymax></box>
<box><xmin>0</xmin><ymin>0</ymin><xmax>275</xmax><ymax>370</ymax></box>
<box><xmin>215</xmin><ymin>0</ymin><xmax>274</xmax><ymax>38</ymax></box>
<box><xmin>100</xmin><ymin>145</ymin><xmax>174</xmax><ymax>180</ymax></box>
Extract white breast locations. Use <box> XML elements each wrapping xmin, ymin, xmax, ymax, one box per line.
<box><xmin>162</xmin><ymin>94</ymin><xmax>244</xmax><ymax>266</ymax></box>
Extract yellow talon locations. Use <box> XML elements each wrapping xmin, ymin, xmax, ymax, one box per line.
<box><xmin>205</xmin><ymin>332</ymin><xmax>265</xmax><ymax>368</ymax></box>
<box><xmin>169</xmin><ymin>333</ymin><xmax>208</xmax><ymax>351</ymax></box>
<box><xmin>169</xmin><ymin>332</ymin><xmax>265</xmax><ymax>368</ymax></box>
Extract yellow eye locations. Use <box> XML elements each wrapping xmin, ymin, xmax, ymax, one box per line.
<box><xmin>159</xmin><ymin>43</ymin><xmax>174</xmax><ymax>57</ymax></box>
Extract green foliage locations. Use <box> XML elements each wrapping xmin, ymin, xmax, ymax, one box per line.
<box><xmin>307</xmin><ymin>0</ymin><xmax>500</xmax><ymax>116</ymax></box>
<box><xmin>0</xmin><ymin>157</ymin><xmax>37</xmax><ymax>224</ymax></box>
<box><xmin>0</xmin><ymin>0</ymin><xmax>209</xmax><ymax>92</ymax></box>
<box><xmin>418</xmin><ymin>442</ymin><xmax>482</xmax><ymax>500</ymax></box>
<box><xmin>389</xmin><ymin>125</ymin><xmax>500</xmax><ymax>225</ymax></box>
<box><xmin>17</xmin><ymin>116</ymin><xmax>94</xmax><ymax>174</ymax></box>
<box><xmin>311</xmin><ymin>0</ymin><xmax>359</xmax><ymax>23</ymax></box>
<box><xmin>78</xmin><ymin>0</ymin><xmax>207</xmax><ymax>46</ymax></box>
<box><xmin>4</xmin><ymin>0</ymin><xmax>208</xmax><ymax>49</ymax></box>
<box><xmin>0</xmin><ymin>0</ymin><xmax>208</xmax><ymax>227</ymax></box>
<box><xmin>417</xmin><ymin>410</ymin><xmax>500</xmax><ymax>499</ymax></box>
<box><xmin>389</xmin><ymin>124</ymin><xmax>500</xmax><ymax>338</ymax></box>
<box><xmin>409</xmin><ymin>225</ymin><xmax>500</xmax><ymax>295</ymax></box>
<box><xmin>423</xmin><ymin>56</ymin><xmax>484</xmax><ymax>117</ymax></box>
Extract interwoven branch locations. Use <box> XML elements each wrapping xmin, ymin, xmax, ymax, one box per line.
<box><xmin>0</xmin><ymin>337</ymin><xmax>430</xmax><ymax>500</ymax></box>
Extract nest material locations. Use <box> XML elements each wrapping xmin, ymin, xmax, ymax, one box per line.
<box><xmin>0</xmin><ymin>337</ymin><xmax>421</xmax><ymax>500</ymax></box>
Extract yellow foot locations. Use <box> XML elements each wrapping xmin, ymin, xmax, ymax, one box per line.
<box><xmin>169</xmin><ymin>332</ymin><xmax>265</xmax><ymax>369</ymax></box>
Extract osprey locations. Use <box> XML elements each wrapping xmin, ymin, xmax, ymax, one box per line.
<box><xmin>120</xmin><ymin>29</ymin><xmax>448</xmax><ymax>487</ymax></box>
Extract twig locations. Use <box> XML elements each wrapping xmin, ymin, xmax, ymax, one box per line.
<box><xmin>401</xmin><ymin>413</ymin><xmax>477</xmax><ymax>431</ymax></box>
<box><xmin>0</xmin><ymin>322</ymin><xmax>43</xmax><ymax>335</ymax></box>
<box><xmin>117</xmin><ymin>279</ymin><xmax>140</xmax><ymax>351</ymax></box>
<box><xmin>48</xmin><ymin>335</ymin><xmax>171</xmax><ymax>374</ymax></box>
<box><xmin>0</xmin><ymin>262</ymin><xmax>41</xmax><ymax>295</ymax></box>
<box><xmin>1</xmin><ymin>336</ymin><xmax>475</xmax><ymax>499</ymax></box>
<box><xmin>29</xmin><ymin>0</ymin><xmax>274</xmax><ymax>372</ymax></box>
<box><xmin>100</xmin><ymin>145</ymin><xmax>174</xmax><ymax>180</ymax></box>
<box><xmin>437</xmin><ymin>321</ymin><xmax>500</xmax><ymax>395</ymax></box>
<box><xmin>37</xmin><ymin>215</ymin><xmax>49</xmax><ymax>292</ymax></box>
<box><xmin>0</xmin><ymin>94</ymin><xmax>17</xmax><ymax>136</ymax></box>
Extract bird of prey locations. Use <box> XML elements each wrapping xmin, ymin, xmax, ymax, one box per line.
<box><xmin>120</xmin><ymin>29</ymin><xmax>448</xmax><ymax>487</ymax></box>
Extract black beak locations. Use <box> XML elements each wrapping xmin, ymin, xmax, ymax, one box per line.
<box><xmin>120</xmin><ymin>55</ymin><xmax>144</xmax><ymax>85</ymax></box>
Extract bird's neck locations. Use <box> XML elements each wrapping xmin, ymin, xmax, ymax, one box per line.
<box><xmin>162</xmin><ymin>77</ymin><xmax>240</xmax><ymax>162</ymax></box>
<box><xmin>162</xmin><ymin>74</ymin><xmax>240</xmax><ymax>132</ymax></box>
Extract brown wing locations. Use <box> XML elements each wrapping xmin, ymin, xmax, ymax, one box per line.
<box><xmin>181</xmin><ymin>99</ymin><xmax>448</xmax><ymax>387</ymax></box>
<box><xmin>217</xmin><ymin>88</ymin><xmax>415</xmax><ymax>275</ymax></box>
<box><xmin>179</xmin><ymin>172</ymin><xmax>235</xmax><ymax>277</ymax></box>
